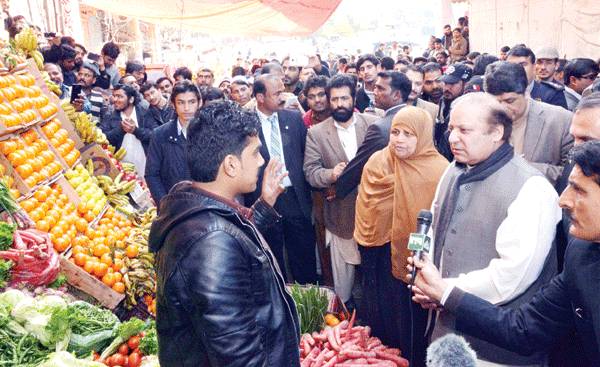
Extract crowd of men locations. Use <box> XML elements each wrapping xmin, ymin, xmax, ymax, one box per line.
<box><xmin>8</xmin><ymin>13</ymin><xmax>600</xmax><ymax>367</ymax></box>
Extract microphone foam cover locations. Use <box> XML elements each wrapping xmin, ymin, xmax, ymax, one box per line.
<box><xmin>426</xmin><ymin>333</ymin><xmax>477</xmax><ymax>367</ymax></box>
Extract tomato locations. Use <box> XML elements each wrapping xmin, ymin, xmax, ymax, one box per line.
<box><xmin>118</xmin><ymin>343</ymin><xmax>129</xmax><ymax>355</ymax></box>
<box><xmin>127</xmin><ymin>335</ymin><xmax>140</xmax><ymax>350</ymax></box>
<box><xmin>111</xmin><ymin>354</ymin><xmax>126</xmax><ymax>366</ymax></box>
<box><xmin>128</xmin><ymin>353</ymin><xmax>141</xmax><ymax>367</ymax></box>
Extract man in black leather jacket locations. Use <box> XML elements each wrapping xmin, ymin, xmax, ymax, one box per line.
<box><xmin>149</xmin><ymin>101</ymin><xmax>301</xmax><ymax>367</ymax></box>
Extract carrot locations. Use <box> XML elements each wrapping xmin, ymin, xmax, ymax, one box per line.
<box><xmin>326</xmin><ymin>327</ymin><xmax>340</xmax><ymax>351</ymax></box>
<box><xmin>375</xmin><ymin>350</ymin><xmax>410</xmax><ymax>367</ymax></box>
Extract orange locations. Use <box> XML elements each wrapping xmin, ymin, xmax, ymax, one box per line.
<box><xmin>93</xmin><ymin>262</ymin><xmax>109</xmax><ymax>278</ymax></box>
<box><xmin>83</xmin><ymin>259</ymin><xmax>96</xmax><ymax>274</ymax></box>
<box><xmin>112</xmin><ymin>271</ymin><xmax>123</xmax><ymax>282</ymax></box>
<box><xmin>100</xmin><ymin>253</ymin><xmax>113</xmax><ymax>267</ymax></box>
<box><xmin>125</xmin><ymin>244</ymin><xmax>139</xmax><ymax>258</ymax></box>
<box><xmin>33</xmin><ymin>190</ymin><xmax>48</xmax><ymax>202</ymax></box>
<box><xmin>84</xmin><ymin>211</ymin><xmax>95</xmax><ymax>222</ymax></box>
<box><xmin>74</xmin><ymin>253</ymin><xmax>88</xmax><ymax>266</ymax></box>
<box><xmin>112</xmin><ymin>281</ymin><xmax>125</xmax><ymax>293</ymax></box>
<box><xmin>112</xmin><ymin>259</ymin><xmax>123</xmax><ymax>273</ymax></box>
<box><xmin>36</xmin><ymin>220</ymin><xmax>49</xmax><ymax>232</ymax></box>
<box><xmin>75</xmin><ymin>217</ymin><xmax>88</xmax><ymax>232</ymax></box>
<box><xmin>19</xmin><ymin>199</ymin><xmax>35</xmax><ymax>212</ymax></box>
<box><xmin>93</xmin><ymin>244</ymin><xmax>110</xmax><ymax>257</ymax></box>
<box><xmin>101</xmin><ymin>273</ymin><xmax>116</xmax><ymax>287</ymax></box>
<box><xmin>53</xmin><ymin>236</ymin><xmax>69</xmax><ymax>252</ymax></box>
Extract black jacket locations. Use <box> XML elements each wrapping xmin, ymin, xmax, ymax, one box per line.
<box><xmin>146</xmin><ymin>105</ymin><xmax>176</xmax><ymax>127</ymax></box>
<box><xmin>531</xmin><ymin>81</ymin><xmax>568</xmax><ymax>109</ymax></box>
<box><xmin>100</xmin><ymin>105</ymin><xmax>156</xmax><ymax>152</ymax></box>
<box><xmin>445</xmin><ymin>239</ymin><xmax>600</xmax><ymax>366</ymax></box>
<box><xmin>144</xmin><ymin>119</ymin><xmax>191</xmax><ymax>204</ymax></box>
<box><xmin>149</xmin><ymin>182</ymin><xmax>301</xmax><ymax>367</ymax></box>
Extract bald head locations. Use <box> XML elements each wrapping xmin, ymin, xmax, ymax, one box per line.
<box><xmin>452</xmin><ymin>93</ymin><xmax>513</xmax><ymax>141</ymax></box>
<box><xmin>448</xmin><ymin>92</ymin><xmax>514</xmax><ymax>165</ymax></box>
<box><xmin>261</xmin><ymin>63</ymin><xmax>284</xmax><ymax>79</ymax></box>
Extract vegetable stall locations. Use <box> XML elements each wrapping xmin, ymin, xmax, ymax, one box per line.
<box><xmin>0</xmin><ymin>31</ymin><xmax>160</xmax><ymax>365</ymax></box>
<box><xmin>0</xmin><ymin>29</ymin><xmax>411</xmax><ymax>367</ymax></box>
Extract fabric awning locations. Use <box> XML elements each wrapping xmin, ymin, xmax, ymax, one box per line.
<box><xmin>80</xmin><ymin>0</ymin><xmax>343</xmax><ymax>36</ymax></box>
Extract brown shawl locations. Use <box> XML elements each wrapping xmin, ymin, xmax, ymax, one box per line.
<box><xmin>354</xmin><ymin>106</ymin><xmax>449</xmax><ymax>282</ymax></box>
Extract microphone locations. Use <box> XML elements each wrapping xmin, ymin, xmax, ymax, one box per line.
<box><xmin>408</xmin><ymin>209</ymin><xmax>433</xmax><ymax>287</ymax></box>
<box><xmin>426</xmin><ymin>334</ymin><xmax>477</xmax><ymax>367</ymax></box>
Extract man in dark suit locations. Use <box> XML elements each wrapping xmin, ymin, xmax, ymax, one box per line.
<box><xmin>145</xmin><ymin>80</ymin><xmax>201</xmax><ymax>204</ymax></box>
<box><xmin>407</xmin><ymin>141</ymin><xmax>600</xmax><ymax>366</ymax></box>
<box><xmin>244</xmin><ymin>74</ymin><xmax>316</xmax><ymax>284</ymax></box>
<box><xmin>507</xmin><ymin>46</ymin><xmax>569</xmax><ymax>109</ymax></box>
<box><xmin>335</xmin><ymin>71</ymin><xmax>413</xmax><ymax>199</ymax></box>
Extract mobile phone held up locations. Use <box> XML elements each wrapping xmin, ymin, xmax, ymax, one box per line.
<box><xmin>87</xmin><ymin>53</ymin><xmax>100</xmax><ymax>62</ymax></box>
<box><xmin>70</xmin><ymin>84</ymin><xmax>83</xmax><ymax>104</ymax></box>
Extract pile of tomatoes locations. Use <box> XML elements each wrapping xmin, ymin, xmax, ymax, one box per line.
<box><xmin>95</xmin><ymin>333</ymin><xmax>144</xmax><ymax>367</ymax></box>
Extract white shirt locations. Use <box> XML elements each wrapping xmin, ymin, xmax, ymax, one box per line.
<box><xmin>120</xmin><ymin>108</ymin><xmax>147</xmax><ymax>177</ymax></box>
<box><xmin>256</xmin><ymin>109</ymin><xmax>292</xmax><ymax>187</ymax></box>
<box><xmin>177</xmin><ymin>119</ymin><xmax>187</xmax><ymax>139</ymax></box>
<box><xmin>333</xmin><ymin>116</ymin><xmax>358</xmax><ymax>161</ymax></box>
<box><xmin>437</xmin><ymin>175</ymin><xmax>561</xmax><ymax>305</ymax></box>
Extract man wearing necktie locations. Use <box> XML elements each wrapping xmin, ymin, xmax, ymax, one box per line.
<box><xmin>245</xmin><ymin>74</ymin><xmax>317</xmax><ymax>284</ymax></box>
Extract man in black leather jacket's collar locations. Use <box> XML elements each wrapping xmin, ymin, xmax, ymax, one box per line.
<box><xmin>149</xmin><ymin>101</ymin><xmax>301</xmax><ymax>367</ymax></box>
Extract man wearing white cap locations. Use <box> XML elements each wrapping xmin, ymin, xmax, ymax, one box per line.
<box><xmin>535</xmin><ymin>47</ymin><xmax>561</xmax><ymax>84</ymax></box>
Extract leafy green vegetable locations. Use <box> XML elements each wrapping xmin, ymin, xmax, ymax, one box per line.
<box><xmin>100</xmin><ymin>317</ymin><xmax>147</xmax><ymax>360</ymax></box>
<box><xmin>46</xmin><ymin>307</ymin><xmax>72</xmax><ymax>351</ymax></box>
<box><xmin>0</xmin><ymin>181</ymin><xmax>20</xmax><ymax>214</ymax></box>
<box><xmin>66</xmin><ymin>301</ymin><xmax>119</xmax><ymax>336</ymax></box>
<box><xmin>0</xmin><ymin>222</ymin><xmax>15</xmax><ymax>251</ymax></box>
<box><xmin>0</xmin><ymin>329</ymin><xmax>51</xmax><ymax>366</ymax></box>
<box><xmin>289</xmin><ymin>283</ymin><xmax>329</xmax><ymax>334</ymax></box>
<box><xmin>0</xmin><ymin>288</ymin><xmax>28</xmax><ymax>313</ymax></box>
<box><xmin>0</xmin><ymin>259</ymin><xmax>12</xmax><ymax>288</ymax></box>
<box><xmin>48</xmin><ymin>273</ymin><xmax>67</xmax><ymax>289</ymax></box>
<box><xmin>66</xmin><ymin>301</ymin><xmax>119</xmax><ymax>357</ymax></box>
<box><xmin>139</xmin><ymin>321</ymin><xmax>158</xmax><ymax>356</ymax></box>
<box><xmin>11</xmin><ymin>295</ymin><xmax>68</xmax><ymax>348</ymax></box>
<box><xmin>38</xmin><ymin>351</ymin><xmax>106</xmax><ymax>367</ymax></box>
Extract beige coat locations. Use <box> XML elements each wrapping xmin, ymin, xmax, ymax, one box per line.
<box><xmin>524</xmin><ymin>99</ymin><xmax>574</xmax><ymax>184</ymax></box>
<box><xmin>303</xmin><ymin>113</ymin><xmax>377</xmax><ymax>239</ymax></box>
<box><xmin>416</xmin><ymin>98</ymin><xmax>439</xmax><ymax>122</ymax></box>
<box><xmin>449</xmin><ymin>36</ymin><xmax>468</xmax><ymax>61</ymax></box>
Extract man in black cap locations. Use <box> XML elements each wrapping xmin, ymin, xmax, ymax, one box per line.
<box><xmin>435</xmin><ymin>63</ymin><xmax>472</xmax><ymax>160</ymax></box>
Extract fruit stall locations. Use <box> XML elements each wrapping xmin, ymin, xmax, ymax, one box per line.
<box><xmin>0</xmin><ymin>30</ymin><xmax>410</xmax><ymax>367</ymax></box>
<box><xmin>0</xmin><ymin>32</ymin><xmax>160</xmax><ymax>366</ymax></box>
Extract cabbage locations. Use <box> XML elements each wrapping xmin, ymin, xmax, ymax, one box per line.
<box><xmin>38</xmin><ymin>351</ymin><xmax>106</xmax><ymax>367</ymax></box>
<box><xmin>10</xmin><ymin>293</ymin><xmax>70</xmax><ymax>349</ymax></box>
<box><xmin>0</xmin><ymin>288</ymin><xmax>29</xmax><ymax>313</ymax></box>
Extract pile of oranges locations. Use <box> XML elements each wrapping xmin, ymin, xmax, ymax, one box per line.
<box><xmin>42</xmin><ymin>119</ymin><xmax>80</xmax><ymax>167</ymax></box>
<box><xmin>69</xmin><ymin>207</ymin><xmax>135</xmax><ymax>293</ymax></box>
<box><xmin>1</xmin><ymin>132</ymin><xmax>62</xmax><ymax>188</ymax></box>
<box><xmin>19</xmin><ymin>183</ymin><xmax>79</xmax><ymax>252</ymax></box>
<box><xmin>0</xmin><ymin>73</ymin><xmax>54</xmax><ymax>127</ymax></box>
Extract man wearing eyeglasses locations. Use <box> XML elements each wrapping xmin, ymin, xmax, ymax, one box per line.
<box><xmin>563</xmin><ymin>58</ymin><xmax>600</xmax><ymax>111</ymax></box>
